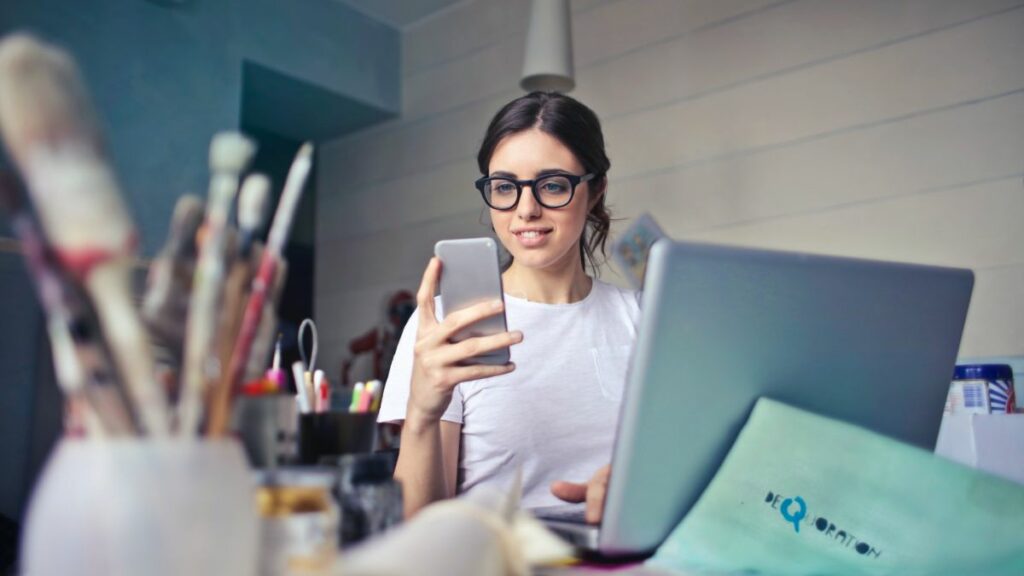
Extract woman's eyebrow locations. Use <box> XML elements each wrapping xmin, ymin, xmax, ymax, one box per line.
<box><xmin>535</xmin><ymin>168</ymin><xmax>572</xmax><ymax>177</ymax></box>
<box><xmin>489</xmin><ymin>168</ymin><xmax>572</xmax><ymax>178</ymax></box>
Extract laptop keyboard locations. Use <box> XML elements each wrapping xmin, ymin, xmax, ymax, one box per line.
<box><xmin>529</xmin><ymin>504</ymin><xmax>588</xmax><ymax>523</ymax></box>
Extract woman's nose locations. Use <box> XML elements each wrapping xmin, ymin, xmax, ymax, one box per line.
<box><xmin>516</xmin><ymin>185</ymin><xmax>542</xmax><ymax>219</ymax></box>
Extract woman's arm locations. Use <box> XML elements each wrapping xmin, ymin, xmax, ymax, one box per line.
<box><xmin>394</xmin><ymin>418</ymin><xmax>461</xmax><ymax>518</ymax></box>
<box><xmin>393</xmin><ymin>257</ymin><xmax>522</xmax><ymax>517</ymax></box>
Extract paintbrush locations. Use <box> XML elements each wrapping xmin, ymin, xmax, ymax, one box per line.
<box><xmin>177</xmin><ymin>131</ymin><xmax>256</xmax><ymax>435</ymax></box>
<box><xmin>142</xmin><ymin>194</ymin><xmax>203</xmax><ymax>405</ymax></box>
<box><xmin>0</xmin><ymin>171</ymin><xmax>136</xmax><ymax>436</ymax></box>
<box><xmin>143</xmin><ymin>195</ymin><xmax>203</xmax><ymax>351</ymax></box>
<box><xmin>0</xmin><ymin>33</ymin><xmax>169</xmax><ymax>435</ymax></box>
<box><xmin>241</xmin><ymin>255</ymin><xmax>287</xmax><ymax>382</ymax></box>
<box><xmin>236</xmin><ymin>174</ymin><xmax>269</xmax><ymax>257</ymax></box>
<box><xmin>207</xmin><ymin>143</ymin><xmax>312</xmax><ymax>436</ymax></box>
<box><xmin>211</xmin><ymin>174</ymin><xmax>269</xmax><ymax>405</ymax></box>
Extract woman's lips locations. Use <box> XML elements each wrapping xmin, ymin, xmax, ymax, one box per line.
<box><xmin>512</xmin><ymin>229</ymin><xmax>551</xmax><ymax>248</ymax></box>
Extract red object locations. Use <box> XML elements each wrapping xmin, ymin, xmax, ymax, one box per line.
<box><xmin>55</xmin><ymin>233</ymin><xmax>139</xmax><ymax>281</ymax></box>
<box><xmin>225</xmin><ymin>258</ymin><xmax>277</xmax><ymax>397</ymax></box>
<box><xmin>318</xmin><ymin>376</ymin><xmax>330</xmax><ymax>411</ymax></box>
<box><xmin>340</xmin><ymin>290</ymin><xmax>415</xmax><ymax>386</ymax></box>
<box><xmin>240</xmin><ymin>378</ymin><xmax>278</xmax><ymax>396</ymax></box>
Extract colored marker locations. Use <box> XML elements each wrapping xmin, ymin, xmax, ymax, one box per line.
<box><xmin>358</xmin><ymin>380</ymin><xmax>377</xmax><ymax>413</ymax></box>
<box><xmin>349</xmin><ymin>382</ymin><xmax>364</xmax><ymax>413</ymax></box>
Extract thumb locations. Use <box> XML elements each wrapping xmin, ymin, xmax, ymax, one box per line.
<box><xmin>550</xmin><ymin>480</ymin><xmax>588</xmax><ymax>503</ymax></box>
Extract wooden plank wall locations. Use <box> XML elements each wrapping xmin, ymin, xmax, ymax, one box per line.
<box><xmin>315</xmin><ymin>0</ymin><xmax>1024</xmax><ymax>376</ymax></box>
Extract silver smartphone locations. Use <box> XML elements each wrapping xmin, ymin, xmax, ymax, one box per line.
<box><xmin>434</xmin><ymin>238</ymin><xmax>510</xmax><ymax>365</ymax></box>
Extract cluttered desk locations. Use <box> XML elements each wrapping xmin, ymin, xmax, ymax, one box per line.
<box><xmin>1</xmin><ymin>31</ymin><xmax>1023</xmax><ymax>576</ymax></box>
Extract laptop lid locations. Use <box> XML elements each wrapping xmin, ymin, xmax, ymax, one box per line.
<box><xmin>598</xmin><ymin>240</ymin><xmax>973</xmax><ymax>556</ymax></box>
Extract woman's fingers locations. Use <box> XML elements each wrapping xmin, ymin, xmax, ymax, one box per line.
<box><xmin>432</xmin><ymin>330</ymin><xmax>522</xmax><ymax>367</ymax></box>
<box><xmin>585</xmin><ymin>477</ymin><xmax>607</xmax><ymax>525</ymax></box>
<box><xmin>431</xmin><ymin>298</ymin><xmax>506</xmax><ymax>345</ymax></box>
<box><xmin>447</xmin><ymin>362</ymin><xmax>516</xmax><ymax>386</ymax></box>
<box><xmin>416</xmin><ymin>258</ymin><xmax>442</xmax><ymax>328</ymax></box>
<box><xmin>550</xmin><ymin>465</ymin><xmax>612</xmax><ymax>525</ymax></box>
<box><xmin>550</xmin><ymin>480</ymin><xmax>587</xmax><ymax>504</ymax></box>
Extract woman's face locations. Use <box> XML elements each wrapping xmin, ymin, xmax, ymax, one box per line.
<box><xmin>487</xmin><ymin>128</ymin><xmax>597</xmax><ymax>273</ymax></box>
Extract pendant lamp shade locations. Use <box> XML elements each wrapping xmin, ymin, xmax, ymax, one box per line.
<box><xmin>520</xmin><ymin>0</ymin><xmax>575</xmax><ymax>93</ymax></box>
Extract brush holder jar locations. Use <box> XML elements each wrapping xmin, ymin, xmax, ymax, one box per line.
<box><xmin>21</xmin><ymin>438</ymin><xmax>258</xmax><ymax>576</ymax></box>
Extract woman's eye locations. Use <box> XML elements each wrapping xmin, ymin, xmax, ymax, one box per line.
<box><xmin>541</xmin><ymin>181</ymin><xmax>569</xmax><ymax>193</ymax></box>
<box><xmin>493</xmin><ymin>183</ymin><xmax>516</xmax><ymax>195</ymax></box>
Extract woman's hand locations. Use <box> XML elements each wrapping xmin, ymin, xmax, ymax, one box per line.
<box><xmin>406</xmin><ymin>257</ymin><xmax>522</xmax><ymax>427</ymax></box>
<box><xmin>550</xmin><ymin>464</ymin><xmax>611</xmax><ymax>524</ymax></box>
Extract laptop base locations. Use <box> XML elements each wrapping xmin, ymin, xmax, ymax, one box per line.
<box><xmin>542</xmin><ymin>519</ymin><xmax>655</xmax><ymax>561</ymax></box>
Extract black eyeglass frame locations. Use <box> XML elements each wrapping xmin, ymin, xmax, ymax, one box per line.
<box><xmin>474</xmin><ymin>172</ymin><xmax>597</xmax><ymax>210</ymax></box>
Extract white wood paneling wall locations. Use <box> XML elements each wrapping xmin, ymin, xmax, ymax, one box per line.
<box><xmin>315</xmin><ymin>0</ymin><xmax>1024</xmax><ymax>377</ymax></box>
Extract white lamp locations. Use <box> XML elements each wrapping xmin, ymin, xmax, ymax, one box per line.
<box><xmin>520</xmin><ymin>0</ymin><xmax>575</xmax><ymax>93</ymax></box>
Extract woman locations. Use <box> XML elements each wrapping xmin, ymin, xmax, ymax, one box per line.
<box><xmin>379</xmin><ymin>92</ymin><xmax>640</xmax><ymax>523</ymax></box>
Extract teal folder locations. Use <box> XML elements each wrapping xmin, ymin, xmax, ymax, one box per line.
<box><xmin>649</xmin><ymin>398</ymin><xmax>1024</xmax><ymax>575</ymax></box>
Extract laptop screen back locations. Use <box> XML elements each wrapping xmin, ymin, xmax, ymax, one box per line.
<box><xmin>598</xmin><ymin>241</ymin><xmax>973</xmax><ymax>555</ymax></box>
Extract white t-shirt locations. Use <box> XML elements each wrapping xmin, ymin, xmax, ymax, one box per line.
<box><xmin>379</xmin><ymin>279</ymin><xmax>641</xmax><ymax>508</ymax></box>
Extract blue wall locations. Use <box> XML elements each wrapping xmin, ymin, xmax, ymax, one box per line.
<box><xmin>0</xmin><ymin>0</ymin><xmax>399</xmax><ymax>525</ymax></box>
<box><xmin>1</xmin><ymin>0</ymin><xmax>399</xmax><ymax>254</ymax></box>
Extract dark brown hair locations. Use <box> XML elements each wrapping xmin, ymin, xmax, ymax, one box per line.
<box><xmin>477</xmin><ymin>91</ymin><xmax>611</xmax><ymax>274</ymax></box>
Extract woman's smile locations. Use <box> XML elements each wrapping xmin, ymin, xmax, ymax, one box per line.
<box><xmin>511</xmin><ymin>226</ymin><xmax>553</xmax><ymax>247</ymax></box>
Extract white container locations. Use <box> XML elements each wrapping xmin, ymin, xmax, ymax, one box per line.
<box><xmin>21</xmin><ymin>438</ymin><xmax>258</xmax><ymax>576</ymax></box>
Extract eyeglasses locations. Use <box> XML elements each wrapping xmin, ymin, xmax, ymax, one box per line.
<box><xmin>475</xmin><ymin>172</ymin><xmax>596</xmax><ymax>210</ymax></box>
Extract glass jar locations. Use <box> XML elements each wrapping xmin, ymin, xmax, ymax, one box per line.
<box><xmin>948</xmin><ymin>364</ymin><xmax>1017</xmax><ymax>414</ymax></box>
<box><xmin>255</xmin><ymin>468</ymin><xmax>339</xmax><ymax>575</ymax></box>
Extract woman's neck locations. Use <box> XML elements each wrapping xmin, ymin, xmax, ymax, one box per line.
<box><xmin>502</xmin><ymin>253</ymin><xmax>593</xmax><ymax>305</ymax></box>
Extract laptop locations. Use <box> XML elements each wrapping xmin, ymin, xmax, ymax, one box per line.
<box><xmin>541</xmin><ymin>240</ymin><xmax>973</xmax><ymax>557</ymax></box>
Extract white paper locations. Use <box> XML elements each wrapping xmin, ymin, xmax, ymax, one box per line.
<box><xmin>935</xmin><ymin>412</ymin><xmax>1024</xmax><ymax>486</ymax></box>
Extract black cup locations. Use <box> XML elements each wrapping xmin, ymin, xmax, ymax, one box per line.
<box><xmin>298</xmin><ymin>412</ymin><xmax>377</xmax><ymax>464</ymax></box>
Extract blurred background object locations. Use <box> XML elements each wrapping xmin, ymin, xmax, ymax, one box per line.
<box><xmin>341</xmin><ymin>289</ymin><xmax>415</xmax><ymax>387</ymax></box>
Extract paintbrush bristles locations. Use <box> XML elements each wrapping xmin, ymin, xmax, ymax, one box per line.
<box><xmin>0</xmin><ymin>34</ymin><xmax>100</xmax><ymax>162</ymax></box>
<box><xmin>238</xmin><ymin>174</ymin><xmax>270</xmax><ymax>232</ymax></box>
<box><xmin>266</xmin><ymin>142</ymin><xmax>313</xmax><ymax>252</ymax></box>
<box><xmin>0</xmin><ymin>33</ymin><xmax>133</xmax><ymax>252</ymax></box>
<box><xmin>210</xmin><ymin>132</ymin><xmax>256</xmax><ymax>174</ymax></box>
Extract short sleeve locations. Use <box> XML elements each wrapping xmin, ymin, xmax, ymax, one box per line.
<box><xmin>377</xmin><ymin>303</ymin><xmax>465</xmax><ymax>425</ymax></box>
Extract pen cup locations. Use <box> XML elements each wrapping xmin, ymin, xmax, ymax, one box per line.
<box><xmin>232</xmin><ymin>394</ymin><xmax>299</xmax><ymax>468</ymax></box>
<box><xmin>298</xmin><ymin>411</ymin><xmax>377</xmax><ymax>464</ymax></box>
<box><xmin>21</xmin><ymin>438</ymin><xmax>258</xmax><ymax>576</ymax></box>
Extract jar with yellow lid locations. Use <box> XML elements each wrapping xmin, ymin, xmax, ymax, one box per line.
<box><xmin>255</xmin><ymin>468</ymin><xmax>339</xmax><ymax>576</ymax></box>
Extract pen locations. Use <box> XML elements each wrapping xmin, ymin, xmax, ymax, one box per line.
<box><xmin>349</xmin><ymin>382</ymin><xmax>364</xmax><ymax>413</ymax></box>
<box><xmin>358</xmin><ymin>380</ymin><xmax>377</xmax><ymax>413</ymax></box>
<box><xmin>266</xmin><ymin>333</ymin><xmax>284</xmax><ymax>391</ymax></box>
<box><xmin>369</xmin><ymin>379</ymin><xmax>383</xmax><ymax>413</ymax></box>
<box><xmin>314</xmin><ymin>369</ymin><xmax>328</xmax><ymax>412</ymax></box>
<box><xmin>304</xmin><ymin>370</ymin><xmax>315</xmax><ymax>414</ymax></box>
<box><xmin>292</xmin><ymin>361</ymin><xmax>311</xmax><ymax>414</ymax></box>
